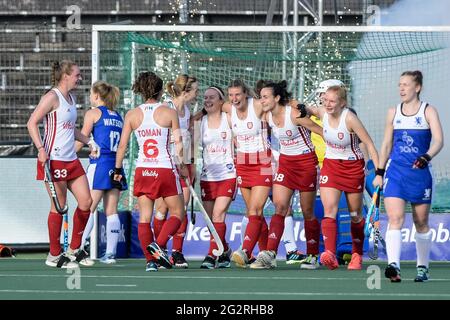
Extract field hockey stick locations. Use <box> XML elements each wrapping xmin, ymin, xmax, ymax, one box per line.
<box><xmin>364</xmin><ymin>186</ymin><xmax>380</xmax><ymax>237</ymax></box>
<box><xmin>369</xmin><ymin>227</ymin><xmax>384</xmax><ymax>260</ymax></box>
<box><xmin>371</xmin><ymin>198</ymin><xmax>387</xmax><ymax>259</ymax></box>
<box><xmin>367</xmin><ymin>187</ymin><xmax>387</xmax><ymax>260</ymax></box>
<box><xmin>190</xmin><ymin>194</ymin><xmax>196</xmax><ymax>225</ymax></box>
<box><xmin>44</xmin><ymin>161</ymin><xmax>69</xmax><ymax>251</ymax></box>
<box><xmin>185</xmin><ymin>177</ymin><xmax>224</xmax><ymax>257</ymax></box>
<box><xmin>368</xmin><ymin>200</ymin><xmax>380</xmax><ymax>260</ymax></box>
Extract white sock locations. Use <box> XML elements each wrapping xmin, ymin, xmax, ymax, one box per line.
<box><xmin>415</xmin><ymin>229</ymin><xmax>432</xmax><ymax>268</ymax></box>
<box><xmin>106</xmin><ymin>214</ymin><xmax>121</xmax><ymax>255</ymax></box>
<box><xmin>386</xmin><ymin>229</ymin><xmax>402</xmax><ymax>269</ymax></box>
<box><xmin>282</xmin><ymin>216</ymin><xmax>297</xmax><ymax>253</ymax></box>
<box><xmin>240</xmin><ymin>216</ymin><xmax>249</xmax><ymax>248</ymax></box>
<box><xmin>81</xmin><ymin>213</ymin><xmax>94</xmax><ymax>249</ymax></box>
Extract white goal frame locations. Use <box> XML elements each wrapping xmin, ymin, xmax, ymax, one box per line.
<box><xmin>90</xmin><ymin>25</ymin><xmax>450</xmax><ymax>259</ymax></box>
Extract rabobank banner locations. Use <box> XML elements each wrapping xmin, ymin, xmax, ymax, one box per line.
<box><xmin>370</xmin><ymin>214</ymin><xmax>450</xmax><ymax>261</ymax></box>
<box><xmin>103</xmin><ymin>211</ymin><xmax>450</xmax><ymax>261</ymax></box>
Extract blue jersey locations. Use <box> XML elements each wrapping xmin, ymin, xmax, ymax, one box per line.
<box><xmin>389</xmin><ymin>102</ymin><xmax>431</xmax><ymax>167</ymax></box>
<box><xmin>87</xmin><ymin>106</ymin><xmax>127</xmax><ymax>191</ymax></box>
<box><xmin>90</xmin><ymin>106</ymin><xmax>124</xmax><ymax>163</ymax></box>
<box><xmin>384</xmin><ymin>102</ymin><xmax>433</xmax><ymax>204</ymax></box>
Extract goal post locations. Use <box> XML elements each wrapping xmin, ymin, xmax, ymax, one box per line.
<box><xmin>92</xmin><ymin>25</ymin><xmax>450</xmax><ymax>217</ymax></box>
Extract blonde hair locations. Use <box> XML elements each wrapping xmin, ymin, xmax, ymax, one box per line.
<box><xmin>166</xmin><ymin>74</ymin><xmax>198</xmax><ymax>97</ymax></box>
<box><xmin>51</xmin><ymin>60</ymin><xmax>77</xmax><ymax>87</ymax></box>
<box><xmin>92</xmin><ymin>81</ymin><xmax>120</xmax><ymax>110</ymax></box>
<box><xmin>326</xmin><ymin>85</ymin><xmax>347</xmax><ymax>104</ymax></box>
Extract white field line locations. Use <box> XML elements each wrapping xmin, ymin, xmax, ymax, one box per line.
<box><xmin>95</xmin><ymin>284</ymin><xmax>137</xmax><ymax>287</ymax></box>
<box><xmin>1</xmin><ymin>289</ymin><xmax>450</xmax><ymax>298</ymax></box>
<box><xmin>0</xmin><ymin>273</ymin><xmax>449</xmax><ymax>281</ymax></box>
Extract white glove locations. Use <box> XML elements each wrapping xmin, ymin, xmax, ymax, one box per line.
<box><xmin>87</xmin><ymin>139</ymin><xmax>101</xmax><ymax>159</ymax></box>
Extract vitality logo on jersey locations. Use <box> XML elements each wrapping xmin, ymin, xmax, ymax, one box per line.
<box><xmin>142</xmin><ymin>169</ymin><xmax>159</xmax><ymax>178</ymax></box>
<box><xmin>62</xmin><ymin>121</ymin><xmax>75</xmax><ymax>130</ymax></box>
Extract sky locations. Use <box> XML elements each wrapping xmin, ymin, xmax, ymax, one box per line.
<box><xmin>349</xmin><ymin>0</ymin><xmax>449</xmax><ymax>176</ymax></box>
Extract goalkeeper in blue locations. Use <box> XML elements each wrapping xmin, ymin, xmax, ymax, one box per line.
<box><xmin>373</xmin><ymin>71</ymin><xmax>444</xmax><ymax>283</ymax></box>
<box><xmin>77</xmin><ymin>81</ymin><xmax>127</xmax><ymax>264</ymax></box>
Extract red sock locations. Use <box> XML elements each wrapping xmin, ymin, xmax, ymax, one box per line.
<box><xmin>242</xmin><ymin>215</ymin><xmax>262</xmax><ymax>258</ymax></box>
<box><xmin>157</xmin><ymin>216</ymin><xmax>182</xmax><ymax>247</ymax></box>
<box><xmin>208</xmin><ymin>222</ymin><xmax>227</xmax><ymax>256</ymax></box>
<box><xmin>138</xmin><ymin>223</ymin><xmax>154</xmax><ymax>262</ymax></box>
<box><xmin>172</xmin><ymin>215</ymin><xmax>188</xmax><ymax>252</ymax></box>
<box><xmin>305</xmin><ymin>218</ymin><xmax>320</xmax><ymax>255</ymax></box>
<box><xmin>48</xmin><ymin>211</ymin><xmax>63</xmax><ymax>256</ymax></box>
<box><xmin>153</xmin><ymin>217</ymin><xmax>166</xmax><ymax>240</ymax></box>
<box><xmin>321</xmin><ymin>217</ymin><xmax>337</xmax><ymax>254</ymax></box>
<box><xmin>267</xmin><ymin>214</ymin><xmax>285</xmax><ymax>252</ymax></box>
<box><xmin>69</xmin><ymin>207</ymin><xmax>90</xmax><ymax>251</ymax></box>
<box><xmin>351</xmin><ymin>218</ymin><xmax>365</xmax><ymax>255</ymax></box>
<box><xmin>258</xmin><ymin>216</ymin><xmax>268</xmax><ymax>251</ymax></box>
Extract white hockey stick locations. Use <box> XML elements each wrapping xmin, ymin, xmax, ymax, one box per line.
<box><xmin>185</xmin><ymin>178</ymin><xmax>224</xmax><ymax>257</ymax></box>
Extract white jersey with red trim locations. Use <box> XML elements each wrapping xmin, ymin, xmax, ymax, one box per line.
<box><xmin>44</xmin><ymin>88</ymin><xmax>78</xmax><ymax>161</ymax></box>
<box><xmin>323</xmin><ymin>108</ymin><xmax>364</xmax><ymax>160</ymax></box>
<box><xmin>134</xmin><ymin>103</ymin><xmax>175</xmax><ymax>169</ymax></box>
<box><xmin>268</xmin><ymin>106</ymin><xmax>315</xmax><ymax>156</ymax></box>
<box><xmin>231</xmin><ymin>98</ymin><xmax>267</xmax><ymax>154</ymax></box>
<box><xmin>167</xmin><ymin>99</ymin><xmax>192</xmax><ymax>164</ymax></box>
<box><xmin>200</xmin><ymin>112</ymin><xmax>236</xmax><ymax>181</ymax></box>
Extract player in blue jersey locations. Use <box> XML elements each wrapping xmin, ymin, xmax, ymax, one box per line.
<box><xmin>77</xmin><ymin>81</ymin><xmax>127</xmax><ymax>264</ymax></box>
<box><xmin>373</xmin><ymin>71</ymin><xmax>444</xmax><ymax>283</ymax></box>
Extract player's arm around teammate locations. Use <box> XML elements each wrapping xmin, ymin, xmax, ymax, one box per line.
<box><xmin>318</xmin><ymin>85</ymin><xmax>379</xmax><ymax>271</ymax></box>
<box><xmin>221</xmin><ymin>79</ymin><xmax>272</xmax><ymax>268</ymax></box>
<box><xmin>248</xmin><ymin>81</ymin><xmax>322</xmax><ymax>269</ymax></box>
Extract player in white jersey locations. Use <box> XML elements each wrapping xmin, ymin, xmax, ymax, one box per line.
<box><xmin>76</xmin><ymin>81</ymin><xmax>125</xmax><ymax>264</ymax></box>
<box><xmin>217</xmin><ymin>79</ymin><xmax>272</xmax><ymax>268</ymax></box>
<box><xmin>113</xmin><ymin>71</ymin><xmax>188</xmax><ymax>271</ymax></box>
<box><xmin>255</xmin><ymin>80</ymin><xmax>309</xmax><ymax>265</ymax></box>
<box><xmin>198</xmin><ymin>86</ymin><xmax>236</xmax><ymax>269</ymax></box>
<box><xmin>373</xmin><ymin>71</ymin><xmax>443</xmax><ymax>283</ymax></box>
<box><xmin>27</xmin><ymin>60</ymin><xmax>100</xmax><ymax>269</ymax></box>
<box><xmin>250</xmin><ymin>80</ymin><xmax>323</xmax><ymax>269</ymax></box>
<box><xmin>153</xmin><ymin>74</ymin><xmax>199</xmax><ymax>268</ymax></box>
<box><xmin>307</xmin><ymin>85</ymin><xmax>380</xmax><ymax>271</ymax></box>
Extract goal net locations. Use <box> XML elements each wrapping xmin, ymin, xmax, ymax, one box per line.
<box><xmin>92</xmin><ymin>25</ymin><xmax>450</xmax><ymax>214</ymax></box>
